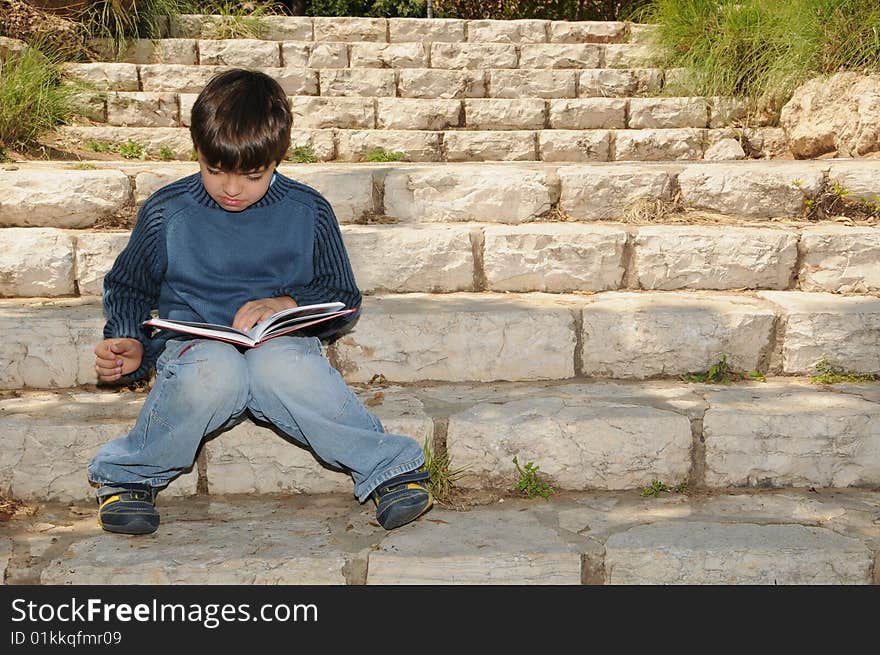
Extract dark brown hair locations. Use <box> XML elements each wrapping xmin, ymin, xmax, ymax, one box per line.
<box><xmin>190</xmin><ymin>69</ymin><xmax>292</xmax><ymax>172</ymax></box>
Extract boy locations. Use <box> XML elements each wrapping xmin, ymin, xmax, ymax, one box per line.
<box><xmin>88</xmin><ymin>69</ymin><xmax>432</xmax><ymax>535</ymax></box>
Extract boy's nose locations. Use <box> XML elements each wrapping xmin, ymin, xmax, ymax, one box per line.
<box><xmin>222</xmin><ymin>180</ymin><xmax>242</xmax><ymax>196</ymax></box>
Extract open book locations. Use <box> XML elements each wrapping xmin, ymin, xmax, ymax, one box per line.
<box><xmin>143</xmin><ymin>302</ymin><xmax>357</xmax><ymax>348</ymax></box>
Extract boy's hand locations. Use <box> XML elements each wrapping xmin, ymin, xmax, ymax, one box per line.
<box><xmin>233</xmin><ymin>296</ymin><xmax>298</xmax><ymax>331</ymax></box>
<box><xmin>95</xmin><ymin>338</ymin><xmax>144</xmax><ymax>382</ymax></box>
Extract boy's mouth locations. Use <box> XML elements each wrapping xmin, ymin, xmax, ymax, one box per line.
<box><xmin>220</xmin><ymin>197</ymin><xmax>242</xmax><ymax>207</ymax></box>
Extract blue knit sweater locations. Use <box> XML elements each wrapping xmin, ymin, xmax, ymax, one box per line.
<box><xmin>102</xmin><ymin>171</ymin><xmax>362</xmax><ymax>380</ymax></box>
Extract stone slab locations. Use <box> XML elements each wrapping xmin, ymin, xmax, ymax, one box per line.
<box><xmin>0</xmin><ymin>228</ymin><xmax>76</xmax><ymax>297</ymax></box>
<box><xmin>558</xmin><ymin>164</ymin><xmax>674</xmax><ymax>220</ymax></box>
<box><xmin>799</xmin><ymin>225</ymin><xmax>880</xmax><ymax>293</ymax></box>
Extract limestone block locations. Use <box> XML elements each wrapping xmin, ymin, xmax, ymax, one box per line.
<box><xmin>279</xmin><ymin>41</ymin><xmax>309</xmax><ymax>68</ymax></box>
<box><xmin>558</xmin><ymin>165</ymin><xmax>674</xmax><ymax>220</ymax></box>
<box><xmin>61</xmin><ymin>63</ymin><xmax>139</xmax><ymax>91</ymax></box>
<box><xmin>74</xmin><ymin>232</ymin><xmax>130</xmax><ymax>296</ymax></box>
<box><xmin>398</xmin><ymin>69</ymin><xmax>486</xmax><ymax>98</ymax></box>
<box><xmin>549</xmin><ymin>21</ymin><xmax>626</xmax><ymax>44</ymax></box>
<box><xmin>627</xmin><ymin>23</ymin><xmax>661</xmax><ymax>45</ymax></box>
<box><xmin>275</xmin><ymin>166</ymin><xmax>375</xmax><ymax>222</ymax></box>
<box><xmin>303</xmin><ymin>42</ymin><xmax>349</xmax><ymax>68</ymax></box>
<box><xmin>757</xmin><ymin>291</ymin><xmax>880</xmax><ymax>375</ymax></box>
<box><xmin>0</xmin><ymin>299</ymin><xmax>106</xmax><ymax>389</ymax></box>
<box><xmin>603</xmin><ymin>43</ymin><xmax>660</xmax><ymax>68</ymax></box>
<box><xmin>319</xmin><ymin>69</ymin><xmax>396</xmax><ymax>97</ymax></box>
<box><xmin>197</xmin><ymin>39</ymin><xmax>281</xmax><ymax>67</ymax></box>
<box><xmin>349</xmin><ymin>42</ymin><xmax>427</xmax><ymax>68</ymax></box>
<box><xmin>579</xmin><ymin>68</ymin><xmax>662</xmax><ymax>98</ymax></box>
<box><xmin>367</xmin><ymin>509</ymin><xmax>582</xmax><ymax>584</ymax></box>
<box><xmin>261</xmin><ymin>16</ymin><xmax>313</xmax><ymax>41</ymax></box>
<box><xmin>135</xmin><ymin>167</ymin><xmax>195</xmax><ymax>204</ymax></box>
<box><xmin>634</xmin><ymin>226</ymin><xmax>798</xmax><ymax>290</ymax></box>
<box><xmin>0</xmin><ymin>392</ymin><xmax>197</xmax><ymax>501</ymax></box>
<box><xmin>580</xmin><ymin>292</ymin><xmax>777</xmax><ymax>378</ymax></box>
<box><xmin>384</xmin><ymin>165</ymin><xmax>557</xmax><ymax>223</ymax></box>
<box><xmin>335</xmin><ymin>130</ymin><xmax>440</xmax><ymax>162</ymax></box>
<box><xmin>606</xmin><ymin>522</ymin><xmax>872</xmax><ymax>584</ymax></box>
<box><xmin>89</xmin><ymin>38</ymin><xmax>198</xmax><ymax>64</ymax></box>
<box><xmin>628</xmin><ymin>97</ymin><xmax>708</xmax><ymax>129</ymax></box>
<box><xmin>538</xmin><ymin>130</ymin><xmax>611</xmax><ymax>162</ymax></box>
<box><xmin>447</xmin><ymin>396</ymin><xmax>691</xmax><ymax>490</ymax></box>
<box><xmin>342</xmin><ymin>224</ymin><xmax>474</xmax><ymax>292</ymax></box>
<box><xmin>430</xmin><ymin>43</ymin><xmax>518</xmax><ymax>69</ymax></box>
<box><xmin>679</xmin><ymin>163</ymin><xmax>825</xmax><ymax>218</ymax></box>
<box><xmin>710</xmin><ymin>96</ymin><xmax>750</xmax><ymax>128</ymax></box>
<box><xmin>58</xmin><ymin>126</ymin><xmax>193</xmax><ymax>160</ymax></box>
<box><xmin>106</xmin><ymin>91</ymin><xmax>179</xmax><ymax>127</ymax></box>
<box><xmin>0</xmin><ymin>228</ymin><xmax>75</xmax><ymax>297</ymax></box>
<box><xmin>388</xmin><ymin>18</ymin><xmax>466</xmax><ymax>43</ymax></box>
<box><xmin>614</xmin><ymin>128</ymin><xmax>706</xmax><ymax>161</ymax></box>
<box><xmin>288</xmin><ymin>129</ymin><xmax>336</xmax><ymax>162</ymax></box>
<box><xmin>704</xmin><ymin>138</ymin><xmax>745</xmax><ymax>160</ymax></box>
<box><xmin>703</xmin><ymin>385</ymin><xmax>880</xmax><ymax>488</ymax></box>
<box><xmin>138</xmin><ymin>64</ymin><xmax>223</xmax><ymax>93</ymax></box>
<box><xmin>41</xmin><ymin>515</ymin><xmax>351</xmax><ymax>584</ymax></box>
<box><xmin>463</xmin><ymin>98</ymin><xmax>545</xmax><ymax>130</ymax></box>
<box><xmin>519</xmin><ymin>43</ymin><xmax>602</xmax><ymax>69</ymax></box>
<box><xmin>489</xmin><ymin>70</ymin><xmax>577</xmax><ymax>98</ymax></box>
<box><xmin>329</xmin><ymin>293</ymin><xmax>578</xmax><ymax>382</ymax></box>
<box><xmin>179</xmin><ymin>92</ymin><xmax>196</xmax><ymax>126</ymax></box>
<box><xmin>68</xmin><ymin>91</ymin><xmax>106</xmax><ymax>123</ymax></box>
<box><xmin>167</xmin><ymin>13</ymin><xmax>207</xmax><ymax>37</ymax></box>
<box><xmin>548</xmin><ymin>98</ymin><xmax>626</xmax><ymax>129</ymax></box>
<box><xmin>0</xmin><ymin>169</ymin><xmax>131</xmax><ymax>228</ymax></box>
<box><xmin>267</xmin><ymin>67</ymin><xmax>321</xmax><ymax>95</ymax></box>
<box><xmin>313</xmin><ymin>16</ymin><xmax>386</xmax><ymax>42</ymax></box>
<box><xmin>291</xmin><ymin>96</ymin><xmax>374</xmax><ymax>129</ymax></box>
<box><xmin>377</xmin><ymin>98</ymin><xmax>462</xmax><ymax>130</ymax></box>
<box><xmin>205</xmin><ymin>391</ymin><xmax>432</xmax><ymax>494</ymax></box>
<box><xmin>826</xmin><ymin>160</ymin><xmax>880</xmax><ymax>202</ymax></box>
<box><xmin>799</xmin><ymin>225</ymin><xmax>880</xmax><ymax>293</ymax></box>
<box><xmin>443</xmin><ymin>131</ymin><xmax>537</xmax><ymax>162</ymax></box>
<box><xmin>483</xmin><ymin>223</ymin><xmax>627</xmax><ymax>292</ymax></box>
<box><xmin>466</xmin><ymin>19</ymin><xmax>549</xmax><ymax>43</ymax></box>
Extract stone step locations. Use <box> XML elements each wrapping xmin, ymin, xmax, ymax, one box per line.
<box><xmin>2</xmin><ymin>160</ymin><xmax>875</xmax><ymax>227</ymax></box>
<box><xmin>75</xmin><ymin>92</ymin><xmax>751</xmax><ymax>132</ymax></box>
<box><xmin>160</xmin><ymin>16</ymin><xmax>654</xmax><ymax>46</ymax></box>
<box><xmin>85</xmin><ymin>38</ymin><xmax>659</xmax><ymax>70</ymax></box>
<box><xmin>3</xmin><ymin>222</ymin><xmax>879</xmax><ymax>298</ymax></box>
<box><xmin>2</xmin><ymin>291</ymin><xmax>878</xmax><ymax>389</ymax></box>
<box><xmin>63</xmin><ymin>63</ymin><xmax>668</xmax><ymax>98</ymax></box>
<box><xmin>52</xmin><ymin>125</ymin><xmax>786</xmax><ymax>162</ymax></box>
<box><xmin>2</xmin><ymin>379</ymin><xmax>880</xmax><ymax>503</ymax></box>
<box><xmin>2</xmin><ymin>486</ymin><xmax>877</xmax><ymax>584</ymax></box>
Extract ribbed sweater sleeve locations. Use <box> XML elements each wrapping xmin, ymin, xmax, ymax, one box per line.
<box><xmin>274</xmin><ymin>195</ymin><xmax>362</xmax><ymax>332</ymax></box>
<box><xmin>102</xmin><ymin>200</ymin><xmax>167</xmax><ymax>380</ymax></box>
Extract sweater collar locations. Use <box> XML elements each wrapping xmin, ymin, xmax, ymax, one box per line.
<box><xmin>188</xmin><ymin>171</ymin><xmax>287</xmax><ymax>210</ymax></box>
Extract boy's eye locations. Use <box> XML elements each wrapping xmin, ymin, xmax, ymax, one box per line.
<box><xmin>247</xmin><ymin>174</ymin><xmax>263</xmax><ymax>181</ymax></box>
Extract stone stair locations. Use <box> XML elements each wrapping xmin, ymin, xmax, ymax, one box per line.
<box><xmin>1</xmin><ymin>15</ymin><xmax>879</xmax><ymax>585</ymax></box>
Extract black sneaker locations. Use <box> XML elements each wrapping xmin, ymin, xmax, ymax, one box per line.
<box><xmin>97</xmin><ymin>484</ymin><xmax>160</xmax><ymax>535</ymax></box>
<box><xmin>371</xmin><ymin>469</ymin><xmax>433</xmax><ymax>530</ymax></box>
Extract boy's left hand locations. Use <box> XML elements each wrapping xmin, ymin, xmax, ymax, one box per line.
<box><xmin>232</xmin><ymin>296</ymin><xmax>298</xmax><ymax>331</ymax></box>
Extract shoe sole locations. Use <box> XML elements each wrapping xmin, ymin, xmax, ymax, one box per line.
<box><xmin>377</xmin><ymin>493</ymin><xmax>434</xmax><ymax>530</ymax></box>
<box><xmin>99</xmin><ymin>517</ymin><xmax>160</xmax><ymax>535</ymax></box>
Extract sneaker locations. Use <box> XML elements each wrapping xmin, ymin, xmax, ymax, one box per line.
<box><xmin>371</xmin><ymin>469</ymin><xmax>433</xmax><ymax>530</ymax></box>
<box><xmin>97</xmin><ymin>484</ymin><xmax>160</xmax><ymax>535</ymax></box>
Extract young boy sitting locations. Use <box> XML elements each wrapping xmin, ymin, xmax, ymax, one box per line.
<box><xmin>88</xmin><ymin>68</ymin><xmax>432</xmax><ymax>535</ymax></box>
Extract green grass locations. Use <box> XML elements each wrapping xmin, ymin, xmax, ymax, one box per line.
<box><xmin>0</xmin><ymin>45</ymin><xmax>79</xmax><ymax>149</ymax></box>
<box><xmin>288</xmin><ymin>144</ymin><xmax>318</xmax><ymax>163</ymax></box>
<box><xmin>85</xmin><ymin>139</ymin><xmax>147</xmax><ymax>159</ymax></box>
<box><xmin>192</xmin><ymin>1</ymin><xmax>273</xmax><ymax>39</ymax></box>
<box><xmin>680</xmin><ymin>355</ymin><xmax>764</xmax><ymax>384</ymax></box>
<box><xmin>637</xmin><ymin>0</ymin><xmax>880</xmax><ymax>117</ymax></box>
<box><xmin>512</xmin><ymin>456</ymin><xmax>554</xmax><ymax>499</ymax></box>
<box><xmin>80</xmin><ymin>0</ymin><xmax>192</xmax><ymax>58</ymax></box>
<box><xmin>641</xmin><ymin>479</ymin><xmax>689</xmax><ymax>497</ymax></box>
<box><xmin>363</xmin><ymin>147</ymin><xmax>406</xmax><ymax>162</ymax></box>
<box><xmin>810</xmin><ymin>356</ymin><xmax>877</xmax><ymax>384</ymax></box>
<box><xmin>158</xmin><ymin>145</ymin><xmax>175</xmax><ymax>161</ymax></box>
<box><xmin>421</xmin><ymin>437</ymin><xmax>468</xmax><ymax>505</ymax></box>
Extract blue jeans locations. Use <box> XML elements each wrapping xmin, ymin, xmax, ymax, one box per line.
<box><xmin>88</xmin><ymin>336</ymin><xmax>425</xmax><ymax>502</ymax></box>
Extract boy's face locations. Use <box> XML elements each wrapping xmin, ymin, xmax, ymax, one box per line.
<box><xmin>196</xmin><ymin>151</ymin><xmax>277</xmax><ymax>212</ymax></box>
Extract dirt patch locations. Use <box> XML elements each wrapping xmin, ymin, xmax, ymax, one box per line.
<box><xmin>0</xmin><ymin>492</ymin><xmax>38</xmax><ymax>522</ymax></box>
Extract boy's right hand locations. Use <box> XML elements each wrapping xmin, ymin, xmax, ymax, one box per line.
<box><xmin>94</xmin><ymin>338</ymin><xmax>144</xmax><ymax>383</ymax></box>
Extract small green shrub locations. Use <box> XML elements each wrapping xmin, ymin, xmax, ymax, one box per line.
<box><xmin>158</xmin><ymin>145</ymin><xmax>175</xmax><ymax>161</ymax></box>
<box><xmin>363</xmin><ymin>147</ymin><xmax>406</xmax><ymax>162</ymax></box>
<box><xmin>513</xmin><ymin>456</ymin><xmax>554</xmax><ymax>499</ymax></box>
<box><xmin>0</xmin><ymin>46</ymin><xmax>78</xmax><ymax>149</ymax></box>
<box><xmin>422</xmin><ymin>437</ymin><xmax>468</xmax><ymax>504</ymax></box>
<box><xmin>288</xmin><ymin>144</ymin><xmax>318</xmax><ymax>163</ymax></box>
<box><xmin>681</xmin><ymin>355</ymin><xmax>735</xmax><ymax>384</ymax></box>
<box><xmin>641</xmin><ymin>479</ymin><xmax>669</xmax><ymax>497</ymax></box>
<box><xmin>192</xmin><ymin>1</ymin><xmax>273</xmax><ymax>39</ymax></box>
<box><xmin>810</xmin><ymin>356</ymin><xmax>877</xmax><ymax>385</ymax></box>
<box><xmin>80</xmin><ymin>0</ymin><xmax>192</xmax><ymax>57</ymax></box>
